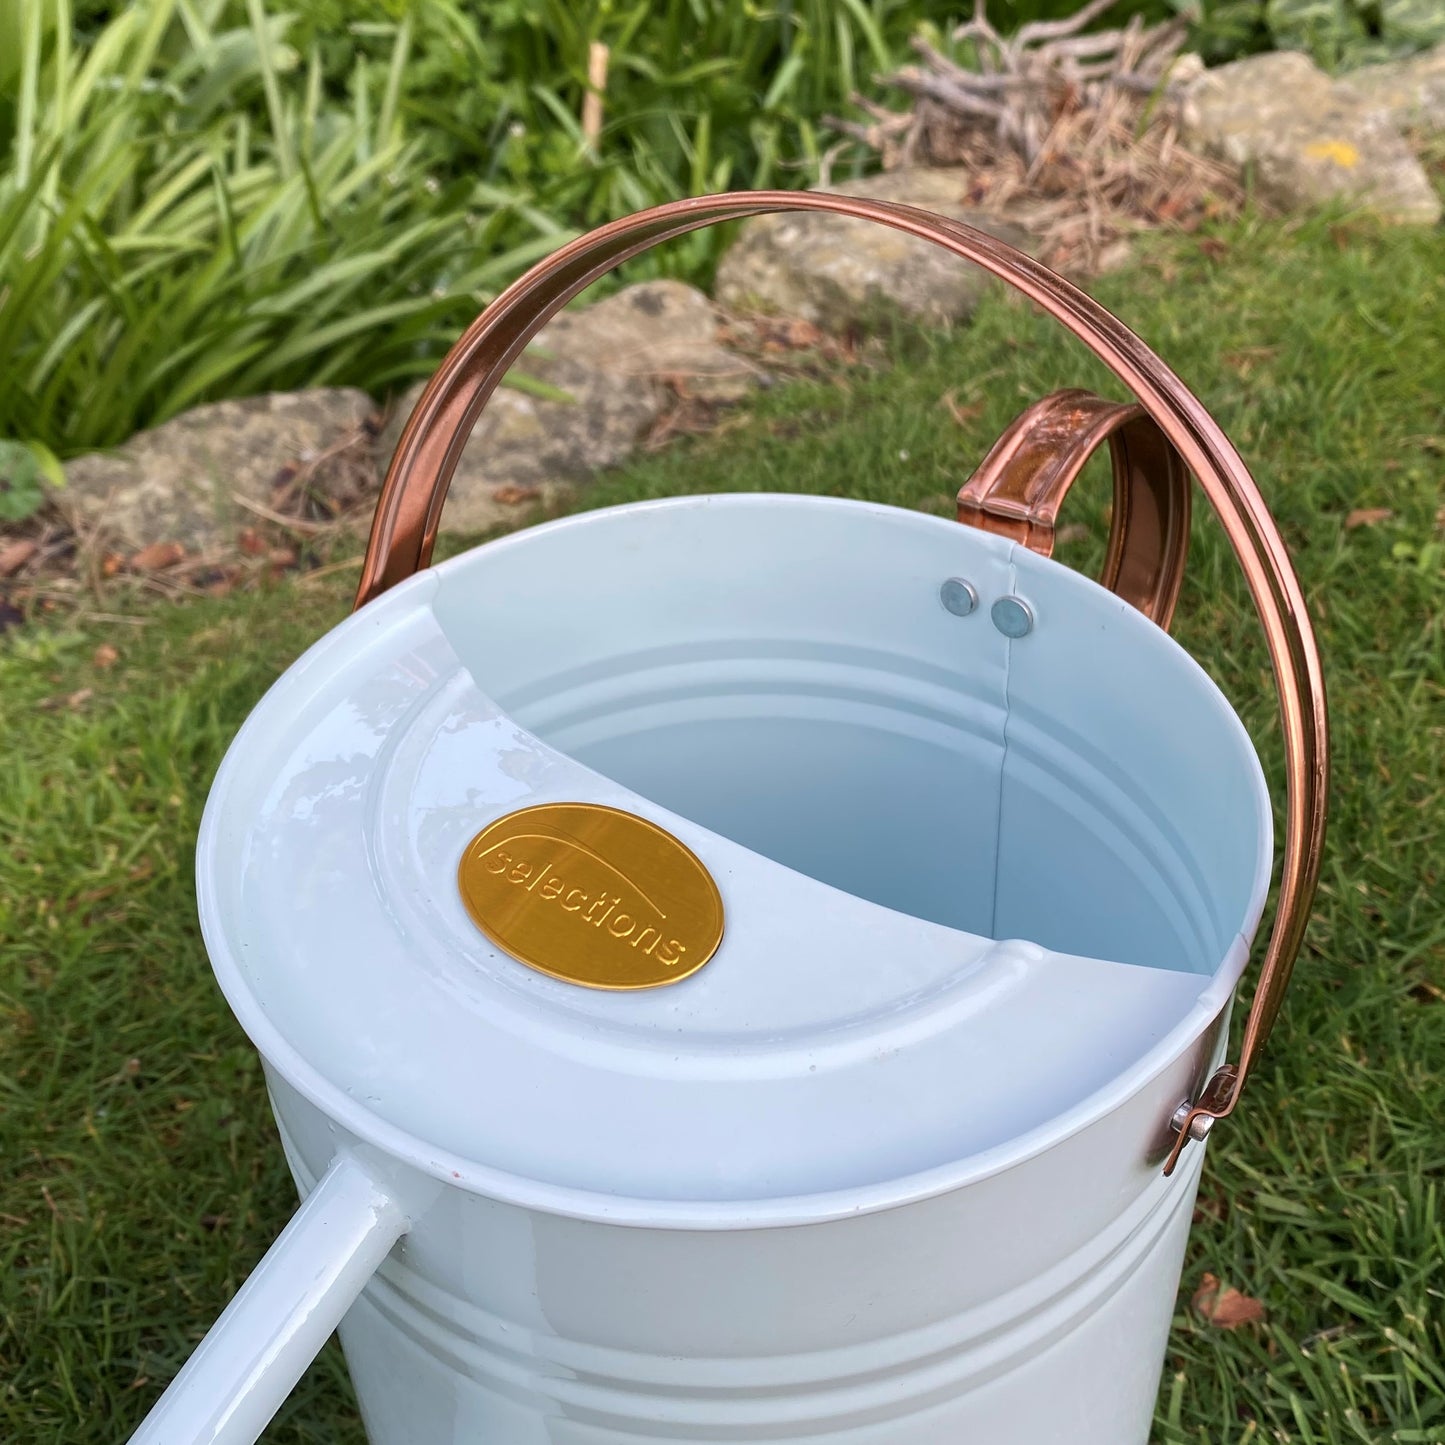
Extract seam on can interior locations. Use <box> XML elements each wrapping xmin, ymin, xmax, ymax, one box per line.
<box><xmin>985</xmin><ymin>551</ymin><xmax>1020</xmax><ymax>939</ymax></box>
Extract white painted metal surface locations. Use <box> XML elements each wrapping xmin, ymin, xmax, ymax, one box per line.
<box><xmin>132</xmin><ymin>495</ymin><xmax>1271</xmax><ymax>1444</ymax></box>
<box><xmin>128</xmin><ymin>1155</ymin><xmax>409</xmax><ymax>1445</ymax></box>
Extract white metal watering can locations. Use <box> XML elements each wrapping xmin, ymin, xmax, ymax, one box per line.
<box><xmin>130</xmin><ymin>193</ymin><xmax>1328</xmax><ymax>1445</ymax></box>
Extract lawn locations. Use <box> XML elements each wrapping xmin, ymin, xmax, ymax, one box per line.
<box><xmin>1</xmin><ymin>209</ymin><xmax>1442</xmax><ymax>1443</ymax></box>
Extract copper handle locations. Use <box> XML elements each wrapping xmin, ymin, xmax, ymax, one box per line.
<box><xmin>957</xmin><ymin>388</ymin><xmax>1191</xmax><ymax>631</ymax></box>
<box><xmin>356</xmin><ymin>191</ymin><xmax>1327</xmax><ymax>1173</ymax></box>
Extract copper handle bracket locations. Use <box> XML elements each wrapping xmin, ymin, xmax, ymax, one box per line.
<box><xmin>958</xmin><ymin>388</ymin><xmax>1192</xmax><ymax>630</ymax></box>
<box><xmin>355</xmin><ymin>191</ymin><xmax>1328</xmax><ymax>1178</ymax></box>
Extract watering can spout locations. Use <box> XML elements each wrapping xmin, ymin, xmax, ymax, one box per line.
<box><xmin>129</xmin><ymin>1156</ymin><xmax>407</xmax><ymax>1445</ymax></box>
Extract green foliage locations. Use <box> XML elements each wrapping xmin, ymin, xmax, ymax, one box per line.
<box><xmin>1264</xmin><ymin>0</ymin><xmax>1445</xmax><ymax>69</ymax></box>
<box><xmin>1186</xmin><ymin>0</ymin><xmax>1445</xmax><ymax>67</ymax></box>
<box><xmin>4</xmin><ymin>0</ymin><xmax>1440</xmax><ymax>467</ymax></box>
<box><xmin>3</xmin><ymin>0</ymin><xmax>989</xmax><ymax>457</ymax></box>
<box><xmin>272</xmin><ymin>0</ymin><xmax>985</xmax><ymax>282</ymax></box>
<box><xmin>0</xmin><ymin>0</ymin><xmax>569</xmax><ymax>456</ymax></box>
<box><xmin>0</xmin><ymin>438</ymin><xmax>64</xmax><ymax>522</ymax></box>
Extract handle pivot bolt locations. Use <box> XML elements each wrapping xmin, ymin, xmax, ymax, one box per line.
<box><xmin>940</xmin><ymin>578</ymin><xmax>979</xmax><ymax>616</ymax></box>
<box><xmin>991</xmin><ymin>596</ymin><xmax>1034</xmax><ymax>638</ymax></box>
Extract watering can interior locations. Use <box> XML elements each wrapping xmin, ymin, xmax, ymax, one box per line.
<box><xmin>430</xmin><ymin>493</ymin><xmax>1269</xmax><ymax>977</ymax></box>
<box><xmin>205</xmin><ymin>490</ymin><xmax>1272</xmax><ymax>1204</ymax></box>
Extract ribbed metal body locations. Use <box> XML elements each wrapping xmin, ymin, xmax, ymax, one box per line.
<box><xmin>269</xmin><ymin>1027</ymin><xmax>1212</xmax><ymax>1445</ymax></box>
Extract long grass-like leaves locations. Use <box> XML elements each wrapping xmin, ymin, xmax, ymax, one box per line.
<box><xmin>0</xmin><ymin>0</ymin><xmax>566</xmax><ymax>454</ymax></box>
<box><xmin>1</xmin><ymin>0</ymin><xmax>1187</xmax><ymax>458</ymax></box>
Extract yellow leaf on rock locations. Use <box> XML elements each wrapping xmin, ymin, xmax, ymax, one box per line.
<box><xmin>1305</xmin><ymin>140</ymin><xmax>1360</xmax><ymax>169</ymax></box>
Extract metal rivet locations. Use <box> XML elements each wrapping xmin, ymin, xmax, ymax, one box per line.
<box><xmin>991</xmin><ymin>596</ymin><xmax>1034</xmax><ymax>638</ymax></box>
<box><xmin>1172</xmin><ymin>1102</ymin><xmax>1214</xmax><ymax>1143</ymax></box>
<box><xmin>939</xmin><ymin>578</ymin><xmax>978</xmax><ymax>617</ymax></box>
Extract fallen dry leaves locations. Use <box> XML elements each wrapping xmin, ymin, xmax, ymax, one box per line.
<box><xmin>0</xmin><ymin>538</ymin><xmax>38</xmax><ymax>577</ymax></box>
<box><xmin>941</xmin><ymin>389</ymin><xmax>987</xmax><ymax>427</ymax></box>
<box><xmin>1346</xmin><ymin>507</ymin><xmax>1393</xmax><ymax>530</ymax></box>
<box><xmin>127</xmin><ymin>540</ymin><xmax>185</xmax><ymax>571</ymax></box>
<box><xmin>92</xmin><ymin>643</ymin><xmax>119</xmax><ymax>669</ymax></box>
<box><xmin>780</xmin><ymin>318</ymin><xmax>825</xmax><ymax>350</ymax></box>
<box><xmin>1222</xmin><ymin>347</ymin><xmax>1279</xmax><ymax>380</ymax></box>
<box><xmin>1192</xmin><ymin>1272</ymin><xmax>1266</xmax><ymax>1329</ymax></box>
<box><xmin>39</xmin><ymin>687</ymin><xmax>94</xmax><ymax>713</ymax></box>
<box><xmin>718</xmin><ymin>314</ymin><xmax>864</xmax><ymax>371</ymax></box>
<box><xmin>492</xmin><ymin>484</ymin><xmax>542</xmax><ymax>506</ymax></box>
<box><xmin>68</xmin><ymin>860</ymin><xmax>153</xmax><ymax>914</ymax></box>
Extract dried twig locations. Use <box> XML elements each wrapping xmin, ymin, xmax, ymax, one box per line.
<box><xmin>295</xmin><ymin>555</ymin><xmax>364</xmax><ymax>587</ymax></box>
<box><xmin>1010</xmin><ymin>0</ymin><xmax>1121</xmax><ymax>47</ymax></box>
<box><xmin>827</xmin><ymin>0</ymin><xmax>1235</xmax><ymax>275</ymax></box>
<box><xmin>233</xmin><ymin>494</ymin><xmax>337</xmax><ymax>535</ymax></box>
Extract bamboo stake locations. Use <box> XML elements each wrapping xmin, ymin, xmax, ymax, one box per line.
<box><xmin>582</xmin><ymin>42</ymin><xmax>609</xmax><ymax>152</ymax></box>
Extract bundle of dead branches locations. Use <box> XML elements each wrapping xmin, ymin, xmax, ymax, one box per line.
<box><xmin>827</xmin><ymin>0</ymin><xmax>1240</xmax><ymax>275</ymax></box>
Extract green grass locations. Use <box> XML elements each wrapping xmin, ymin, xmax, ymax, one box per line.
<box><xmin>2</xmin><ymin>211</ymin><xmax>1442</xmax><ymax>1442</ymax></box>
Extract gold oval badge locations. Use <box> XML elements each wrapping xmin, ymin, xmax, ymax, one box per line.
<box><xmin>458</xmin><ymin>803</ymin><xmax>724</xmax><ymax>990</ymax></box>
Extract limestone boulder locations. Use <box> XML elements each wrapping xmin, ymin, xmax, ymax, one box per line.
<box><xmin>1181</xmin><ymin>51</ymin><xmax>1440</xmax><ymax>225</ymax></box>
<box><xmin>1339</xmin><ymin>41</ymin><xmax>1445</xmax><ymax>136</ymax></box>
<box><xmin>60</xmin><ymin>389</ymin><xmax>376</xmax><ymax>554</ymax></box>
<box><xmin>715</xmin><ymin>169</ymin><xmax>1038</xmax><ymax>332</ymax></box>
<box><xmin>378</xmin><ymin>280</ymin><xmax>758</xmax><ymax>537</ymax></box>
<box><xmin>538</xmin><ymin>279</ymin><xmax>759</xmax><ymax>404</ymax></box>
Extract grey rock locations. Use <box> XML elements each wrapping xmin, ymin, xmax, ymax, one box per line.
<box><xmin>379</xmin><ymin>280</ymin><xmax>757</xmax><ymax>536</ymax></box>
<box><xmin>60</xmin><ymin>389</ymin><xmax>375</xmax><ymax>553</ymax></box>
<box><xmin>1181</xmin><ymin>51</ymin><xmax>1441</xmax><ymax>225</ymax></box>
<box><xmin>538</xmin><ymin>279</ymin><xmax>760</xmax><ymax>403</ymax></box>
<box><xmin>714</xmin><ymin>169</ymin><xmax>1037</xmax><ymax>332</ymax></box>
<box><xmin>1338</xmin><ymin>41</ymin><xmax>1445</xmax><ymax>136</ymax></box>
<box><xmin>380</xmin><ymin>364</ymin><xmax>662</xmax><ymax>537</ymax></box>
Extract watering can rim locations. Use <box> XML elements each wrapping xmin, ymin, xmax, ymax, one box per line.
<box><xmin>354</xmin><ymin>191</ymin><xmax>1328</xmax><ymax>1173</ymax></box>
<box><xmin>196</xmin><ymin>491</ymin><xmax>1269</xmax><ymax>1231</ymax></box>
